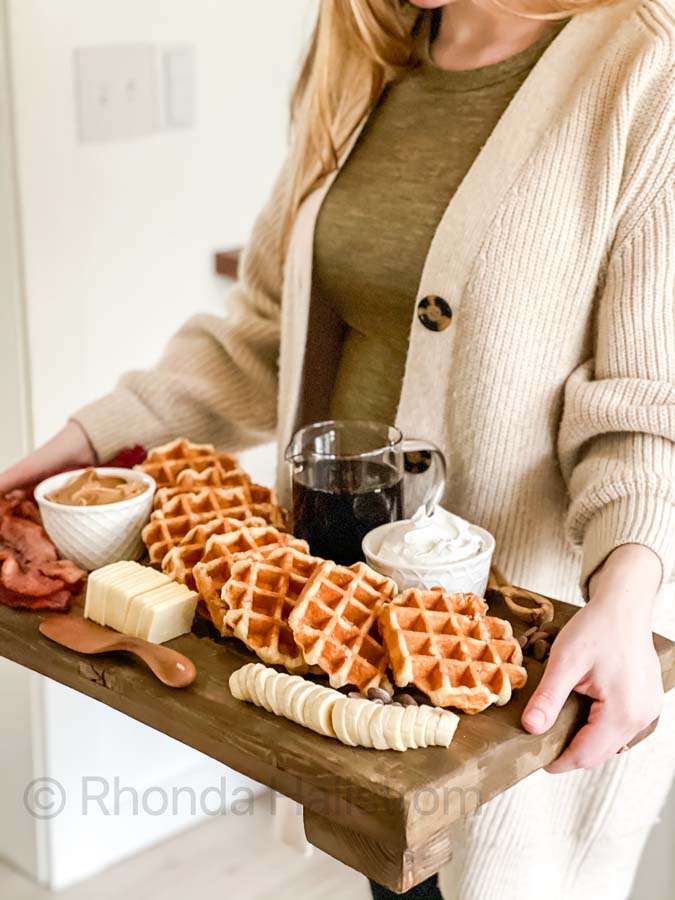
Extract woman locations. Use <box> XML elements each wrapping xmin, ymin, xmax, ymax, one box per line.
<box><xmin>3</xmin><ymin>0</ymin><xmax>675</xmax><ymax>897</ymax></box>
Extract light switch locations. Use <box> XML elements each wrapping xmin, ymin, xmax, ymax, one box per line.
<box><xmin>162</xmin><ymin>46</ymin><xmax>196</xmax><ymax>130</ymax></box>
<box><xmin>74</xmin><ymin>45</ymin><xmax>159</xmax><ymax>143</ymax></box>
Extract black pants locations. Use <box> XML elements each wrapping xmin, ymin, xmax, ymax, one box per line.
<box><xmin>369</xmin><ymin>875</ymin><xmax>443</xmax><ymax>899</ymax></box>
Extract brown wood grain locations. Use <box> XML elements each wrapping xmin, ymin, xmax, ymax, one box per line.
<box><xmin>1</xmin><ymin>588</ymin><xmax>673</xmax><ymax>891</ymax></box>
<box><xmin>214</xmin><ymin>248</ymin><xmax>242</xmax><ymax>279</ymax></box>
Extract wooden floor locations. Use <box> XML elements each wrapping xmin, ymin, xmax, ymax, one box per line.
<box><xmin>0</xmin><ymin>793</ymin><xmax>371</xmax><ymax>900</ymax></box>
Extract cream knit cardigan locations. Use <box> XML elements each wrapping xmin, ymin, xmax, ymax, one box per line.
<box><xmin>76</xmin><ymin>0</ymin><xmax>675</xmax><ymax>606</ymax></box>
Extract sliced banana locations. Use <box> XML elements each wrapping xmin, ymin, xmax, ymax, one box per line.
<box><xmin>369</xmin><ymin>704</ymin><xmax>390</xmax><ymax>750</ymax></box>
<box><xmin>288</xmin><ymin>681</ymin><xmax>318</xmax><ymax>725</ymax></box>
<box><xmin>356</xmin><ymin>702</ymin><xmax>376</xmax><ymax>749</ymax></box>
<box><xmin>253</xmin><ymin>666</ymin><xmax>277</xmax><ymax>712</ymax></box>
<box><xmin>276</xmin><ymin>674</ymin><xmax>307</xmax><ymax>720</ymax></box>
<box><xmin>303</xmin><ymin>686</ymin><xmax>338</xmax><ymax>737</ymax></box>
<box><xmin>228</xmin><ymin>667</ymin><xmax>248</xmax><ymax>701</ymax></box>
<box><xmin>400</xmin><ymin>705</ymin><xmax>419</xmax><ymax>749</ymax></box>
<box><xmin>381</xmin><ymin>705</ymin><xmax>407</xmax><ymax>752</ymax></box>
<box><xmin>413</xmin><ymin>706</ymin><xmax>432</xmax><ymax>748</ymax></box>
<box><xmin>229</xmin><ymin>664</ymin><xmax>459</xmax><ymax>751</ymax></box>
<box><xmin>332</xmin><ymin>696</ymin><xmax>371</xmax><ymax>747</ymax></box>
<box><xmin>433</xmin><ymin>709</ymin><xmax>459</xmax><ymax>747</ymax></box>
<box><xmin>245</xmin><ymin>663</ymin><xmax>263</xmax><ymax>705</ymax></box>
<box><xmin>263</xmin><ymin>669</ymin><xmax>287</xmax><ymax>716</ymax></box>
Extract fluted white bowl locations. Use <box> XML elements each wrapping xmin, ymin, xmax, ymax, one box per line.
<box><xmin>35</xmin><ymin>468</ymin><xmax>156</xmax><ymax>571</ymax></box>
<box><xmin>362</xmin><ymin>519</ymin><xmax>495</xmax><ymax>597</ymax></box>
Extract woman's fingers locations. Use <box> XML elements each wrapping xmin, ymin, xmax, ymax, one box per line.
<box><xmin>0</xmin><ymin>421</ymin><xmax>96</xmax><ymax>494</ymax></box>
<box><xmin>544</xmin><ymin>700</ymin><xmax>640</xmax><ymax>774</ymax></box>
<box><xmin>521</xmin><ymin>647</ymin><xmax>583</xmax><ymax>735</ymax></box>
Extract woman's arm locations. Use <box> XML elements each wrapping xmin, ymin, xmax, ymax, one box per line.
<box><xmin>0</xmin><ymin>151</ymin><xmax>294</xmax><ymax>494</ymax></box>
<box><xmin>0</xmin><ymin>420</ymin><xmax>96</xmax><ymax>494</ymax></box>
<box><xmin>529</xmin><ymin>116</ymin><xmax>675</xmax><ymax>769</ymax></box>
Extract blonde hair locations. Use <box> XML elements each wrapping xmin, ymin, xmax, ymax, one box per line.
<box><xmin>283</xmin><ymin>0</ymin><xmax>619</xmax><ymax>249</ymax></box>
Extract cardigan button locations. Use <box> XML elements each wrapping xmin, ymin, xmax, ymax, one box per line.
<box><xmin>417</xmin><ymin>295</ymin><xmax>452</xmax><ymax>332</ymax></box>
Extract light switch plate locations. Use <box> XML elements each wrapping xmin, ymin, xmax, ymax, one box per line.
<box><xmin>74</xmin><ymin>45</ymin><xmax>159</xmax><ymax>143</ymax></box>
<box><xmin>162</xmin><ymin>45</ymin><xmax>196</xmax><ymax>130</ymax></box>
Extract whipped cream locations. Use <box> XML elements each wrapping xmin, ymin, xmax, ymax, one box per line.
<box><xmin>374</xmin><ymin>505</ymin><xmax>485</xmax><ymax>568</ymax></box>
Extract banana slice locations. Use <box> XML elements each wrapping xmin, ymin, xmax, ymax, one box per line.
<box><xmin>331</xmin><ymin>698</ymin><xmax>355</xmax><ymax>746</ymax></box>
<box><xmin>413</xmin><ymin>706</ymin><xmax>429</xmax><ymax>747</ymax></box>
<box><xmin>276</xmin><ymin>675</ymin><xmax>307</xmax><ymax>720</ymax></box>
<box><xmin>288</xmin><ymin>681</ymin><xmax>317</xmax><ymax>725</ymax></box>
<box><xmin>424</xmin><ymin>708</ymin><xmax>445</xmax><ymax>746</ymax></box>
<box><xmin>303</xmin><ymin>686</ymin><xmax>338</xmax><ymax>737</ymax></box>
<box><xmin>332</xmin><ymin>696</ymin><xmax>367</xmax><ymax>747</ymax></box>
<box><xmin>283</xmin><ymin>675</ymin><xmax>308</xmax><ymax>724</ymax></box>
<box><xmin>400</xmin><ymin>705</ymin><xmax>419</xmax><ymax>749</ymax></box>
<box><xmin>245</xmin><ymin>663</ymin><xmax>263</xmax><ymax>705</ymax></box>
<box><xmin>253</xmin><ymin>666</ymin><xmax>276</xmax><ymax>712</ymax></box>
<box><xmin>356</xmin><ymin>702</ymin><xmax>376</xmax><ymax>748</ymax></box>
<box><xmin>263</xmin><ymin>668</ymin><xmax>286</xmax><ymax>716</ymax></box>
<box><xmin>433</xmin><ymin>709</ymin><xmax>460</xmax><ymax>747</ymax></box>
<box><xmin>228</xmin><ymin>666</ymin><xmax>248</xmax><ymax>701</ymax></box>
<box><xmin>381</xmin><ymin>705</ymin><xmax>407</xmax><ymax>752</ymax></box>
<box><xmin>369</xmin><ymin>704</ymin><xmax>390</xmax><ymax>750</ymax></box>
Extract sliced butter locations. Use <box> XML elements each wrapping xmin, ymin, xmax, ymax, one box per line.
<box><xmin>84</xmin><ymin>560</ymin><xmax>133</xmax><ymax>625</ymax></box>
<box><xmin>105</xmin><ymin>566</ymin><xmax>170</xmax><ymax>632</ymax></box>
<box><xmin>138</xmin><ymin>589</ymin><xmax>197</xmax><ymax>644</ymax></box>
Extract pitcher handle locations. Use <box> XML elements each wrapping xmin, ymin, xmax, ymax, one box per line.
<box><xmin>400</xmin><ymin>439</ymin><xmax>446</xmax><ymax>517</ymax></box>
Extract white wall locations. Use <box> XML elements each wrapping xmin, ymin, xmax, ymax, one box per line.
<box><xmin>8</xmin><ymin>0</ymin><xmax>314</xmax><ymax>446</ymax></box>
<box><xmin>3</xmin><ymin>0</ymin><xmax>313</xmax><ymax>888</ymax></box>
<box><xmin>0</xmin><ymin>0</ymin><xmax>40</xmax><ymax>882</ymax></box>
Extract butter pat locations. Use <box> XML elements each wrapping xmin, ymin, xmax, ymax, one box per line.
<box><xmin>85</xmin><ymin>560</ymin><xmax>197</xmax><ymax>644</ymax></box>
<box><xmin>137</xmin><ymin>588</ymin><xmax>198</xmax><ymax>644</ymax></box>
<box><xmin>105</xmin><ymin>566</ymin><xmax>169</xmax><ymax>632</ymax></box>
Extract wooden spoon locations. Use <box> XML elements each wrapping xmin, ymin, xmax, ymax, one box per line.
<box><xmin>39</xmin><ymin>615</ymin><xmax>196</xmax><ymax>688</ymax></box>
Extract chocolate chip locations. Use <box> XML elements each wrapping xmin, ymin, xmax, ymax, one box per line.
<box><xmin>367</xmin><ymin>687</ymin><xmax>392</xmax><ymax>704</ymax></box>
<box><xmin>533</xmin><ymin>639</ymin><xmax>550</xmax><ymax>661</ymax></box>
<box><xmin>397</xmin><ymin>693</ymin><xmax>419</xmax><ymax>707</ymax></box>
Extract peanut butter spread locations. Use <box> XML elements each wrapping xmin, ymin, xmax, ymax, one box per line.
<box><xmin>47</xmin><ymin>469</ymin><xmax>148</xmax><ymax>507</ymax></box>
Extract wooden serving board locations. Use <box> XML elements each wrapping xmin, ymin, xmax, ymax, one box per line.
<box><xmin>1</xmin><ymin>588</ymin><xmax>674</xmax><ymax>892</ymax></box>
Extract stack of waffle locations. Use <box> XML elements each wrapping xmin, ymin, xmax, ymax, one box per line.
<box><xmin>138</xmin><ymin>439</ymin><xmax>287</xmax><ymax>617</ymax></box>
<box><xmin>137</xmin><ymin>439</ymin><xmax>527</xmax><ymax>712</ymax></box>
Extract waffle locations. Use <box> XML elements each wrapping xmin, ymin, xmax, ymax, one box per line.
<box><xmin>136</xmin><ymin>438</ymin><xmax>240</xmax><ymax>487</ymax></box>
<box><xmin>223</xmin><ymin>546</ymin><xmax>321</xmax><ymax>669</ymax></box>
<box><xmin>378</xmin><ymin>588</ymin><xmax>527</xmax><ymax>714</ymax></box>
<box><xmin>288</xmin><ymin>561</ymin><xmax>397</xmax><ymax>693</ymax></box>
<box><xmin>194</xmin><ymin>527</ymin><xmax>308</xmax><ymax>632</ymax></box>
<box><xmin>161</xmin><ymin>516</ymin><xmax>268</xmax><ymax>589</ymax></box>
<box><xmin>153</xmin><ymin>464</ymin><xmax>251</xmax><ymax>509</ymax></box>
<box><xmin>143</xmin><ymin>486</ymin><xmax>286</xmax><ymax>563</ymax></box>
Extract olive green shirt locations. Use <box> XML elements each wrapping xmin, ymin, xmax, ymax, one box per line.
<box><xmin>313</xmin><ymin>14</ymin><xmax>569</xmax><ymax>424</ymax></box>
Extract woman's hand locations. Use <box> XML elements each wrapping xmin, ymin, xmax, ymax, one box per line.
<box><xmin>521</xmin><ymin>543</ymin><xmax>664</xmax><ymax>773</ymax></box>
<box><xmin>0</xmin><ymin>420</ymin><xmax>97</xmax><ymax>494</ymax></box>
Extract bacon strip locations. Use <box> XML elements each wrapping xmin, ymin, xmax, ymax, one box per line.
<box><xmin>0</xmin><ymin>495</ymin><xmax>85</xmax><ymax>613</ymax></box>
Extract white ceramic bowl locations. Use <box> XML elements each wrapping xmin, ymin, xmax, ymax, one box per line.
<box><xmin>35</xmin><ymin>468</ymin><xmax>156</xmax><ymax>571</ymax></box>
<box><xmin>362</xmin><ymin>518</ymin><xmax>495</xmax><ymax>596</ymax></box>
